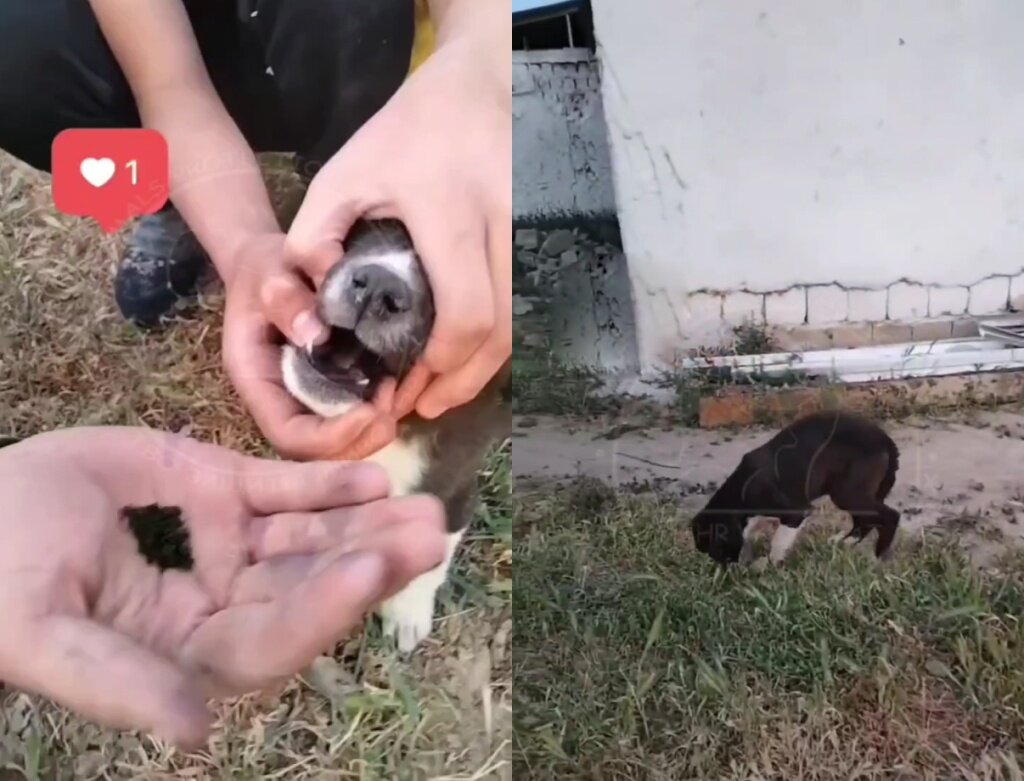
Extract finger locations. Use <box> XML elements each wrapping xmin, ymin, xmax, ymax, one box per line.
<box><xmin>405</xmin><ymin>206</ymin><xmax>493</xmax><ymax>376</ymax></box>
<box><xmin>259</xmin><ymin>272</ymin><xmax>327</xmax><ymax>349</ymax></box>
<box><xmin>286</xmin><ymin>167</ymin><xmax>368</xmax><ymax>285</ymax></box>
<box><xmin>371</xmin><ymin>377</ymin><xmax>398</xmax><ymax>416</ymax></box>
<box><xmin>12</xmin><ymin>616</ymin><xmax>210</xmax><ymax>749</ymax></box>
<box><xmin>285</xmin><ymin>239</ymin><xmax>344</xmax><ymax>290</ymax></box>
<box><xmin>334</xmin><ymin>415</ymin><xmax>397</xmax><ymax>461</ymax></box>
<box><xmin>222</xmin><ymin>314</ymin><xmax>379</xmax><ymax>459</ymax></box>
<box><xmin>393</xmin><ymin>364</ymin><xmax>433</xmax><ymax>419</ymax></box>
<box><xmin>182</xmin><ymin>551</ymin><xmax>392</xmax><ymax>691</ymax></box>
<box><xmin>238</xmin><ymin>459</ymin><xmax>391</xmax><ymax>516</ymax></box>
<box><xmin>247</xmin><ymin>494</ymin><xmax>446</xmax><ymax>561</ymax></box>
<box><xmin>416</xmin><ymin>217</ymin><xmax>512</xmax><ymax>419</ymax></box>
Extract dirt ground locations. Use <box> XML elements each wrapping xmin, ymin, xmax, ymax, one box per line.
<box><xmin>513</xmin><ymin>409</ymin><xmax>1024</xmax><ymax>564</ymax></box>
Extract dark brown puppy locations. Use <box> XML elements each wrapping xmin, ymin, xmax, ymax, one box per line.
<box><xmin>691</xmin><ymin>411</ymin><xmax>900</xmax><ymax>566</ymax></box>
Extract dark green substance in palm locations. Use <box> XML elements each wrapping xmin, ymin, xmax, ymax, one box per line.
<box><xmin>1</xmin><ymin>437</ymin><xmax>193</xmax><ymax>569</ymax></box>
<box><xmin>122</xmin><ymin>504</ymin><xmax>194</xmax><ymax>571</ymax></box>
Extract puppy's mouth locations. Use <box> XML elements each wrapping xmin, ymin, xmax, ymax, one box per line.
<box><xmin>302</xmin><ymin>327</ymin><xmax>389</xmax><ymax>401</ymax></box>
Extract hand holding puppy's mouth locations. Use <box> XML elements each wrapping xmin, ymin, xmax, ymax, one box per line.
<box><xmin>282</xmin><ymin>219</ymin><xmax>435</xmax><ymax>418</ymax></box>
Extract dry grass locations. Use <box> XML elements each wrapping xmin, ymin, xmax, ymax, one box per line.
<box><xmin>0</xmin><ymin>152</ymin><xmax>511</xmax><ymax>780</ymax></box>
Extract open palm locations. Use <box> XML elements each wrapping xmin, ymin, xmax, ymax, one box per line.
<box><xmin>0</xmin><ymin>427</ymin><xmax>444</xmax><ymax>748</ymax></box>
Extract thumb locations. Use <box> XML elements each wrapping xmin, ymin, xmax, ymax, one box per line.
<box><xmin>259</xmin><ymin>271</ymin><xmax>327</xmax><ymax>349</ymax></box>
<box><xmin>181</xmin><ymin>551</ymin><xmax>389</xmax><ymax>691</ymax></box>
<box><xmin>8</xmin><ymin>616</ymin><xmax>211</xmax><ymax>749</ymax></box>
<box><xmin>286</xmin><ymin>168</ymin><xmax>366</xmax><ymax>286</ymax></box>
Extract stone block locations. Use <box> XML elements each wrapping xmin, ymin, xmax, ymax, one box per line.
<box><xmin>806</xmin><ymin>285</ymin><xmax>849</xmax><ymax>325</ymax></box>
<box><xmin>846</xmin><ymin>289</ymin><xmax>888</xmax><ymax>322</ymax></box>
<box><xmin>909</xmin><ymin>320</ymin><xmax>953</xmax><ymax>342</ymax></box>
<box><xmin>928</xmin><ymin>286</ymin><xmax>968</xmax><ymax>317</ymax></box>
<box><xmin>764</xmin><ymin>288</ymin><xmax>807</xmax><ymax>326</ymax></box>
<box><xmin>722</xmin><ymin>291</ymin><xmax>764</xmax><ymax>326</ymax></box>
<box><xmin>871</xmin><ymin>322</ymin><xmax>913</xmax><ymax>344</ymax></box>
<box><xmin>968</xmin><ymin>276</ymin><xmax>1010</xmax><ymax>315</ymax></box>
<box><xmin>887</xmin><ymin>282</ymin><xmax>929</xmax><ymax>320</ymax></box>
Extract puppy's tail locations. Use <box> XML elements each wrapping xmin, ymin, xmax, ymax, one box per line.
<box><xmin>876</xmin><ymin>436</ymin><xmax>900</xmax><ymax>501</ymax></box>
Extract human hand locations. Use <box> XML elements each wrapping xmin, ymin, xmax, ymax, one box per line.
<box><xmin>0</xmin><ymin>427</ymin><xmax>445</xmax><ymax>749</ymax></box>
<box><xmin>221</xmin><ymin>233</ymin><xmax>397</xmax><ymax>460</ymax></box>
<box><xmin>284</xmin><ymin>30</ymin><xmax>511</xmax><ymax>421</ymax></box>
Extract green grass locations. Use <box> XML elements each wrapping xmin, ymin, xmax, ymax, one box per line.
<box><xmin>513</xmin><ymin>480</ymin><xmax>1024</xmax><ymax>780</ymax></box>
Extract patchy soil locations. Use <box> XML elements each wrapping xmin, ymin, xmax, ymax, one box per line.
<box><xmin>513</xmin><ymin>409</ymin><xmax>1024</xmax><ymax>564</ymax></box>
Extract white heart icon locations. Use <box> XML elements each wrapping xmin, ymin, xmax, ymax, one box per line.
<box><xmin>80</xmin><ymin>157</ymin><xmax>116</xmax><ymax>188</ymax></box>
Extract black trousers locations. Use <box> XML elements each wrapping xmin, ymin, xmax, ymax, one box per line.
<box><xmin>0</xmin><ymin>0</ymin><xmax>416</xmax><ymax>175</ymax></box>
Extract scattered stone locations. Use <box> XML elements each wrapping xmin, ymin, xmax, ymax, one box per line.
<box><xmin>514</xmin><ymin>228</ymin><xmax>539</xmax><ymax>250</ymax></box>
<box><xmin>559</xmin><ymin>248</ymin><xmax>579</xmax><ymax>268</ymax></box>
<box><xmin>512</xmin><ymin>294</ymin><xmax>534</xmax><ymax>317</ymax></box>
<box><xmin>540</xmin><ymin>229</ymin><xmax>575</xmax><ymax>257</ymax></box>
<box><xmin>969</xmin><ymin>480</ymin><xmax>985</xmax><ymax>492</ymax></box>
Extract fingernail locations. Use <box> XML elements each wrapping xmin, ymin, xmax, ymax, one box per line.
<box><xmin>292</xmin><ymin>311</ymin><xmax>327</xmax><ymax>349</ymax></box>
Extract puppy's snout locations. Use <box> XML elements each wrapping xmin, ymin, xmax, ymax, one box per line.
<box><xmin>350</xmin><ymin>265</ymin><xmax>412</xmax><ymax>321</ymax></box>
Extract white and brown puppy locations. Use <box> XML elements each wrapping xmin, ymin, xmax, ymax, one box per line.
<box><xmin>281</xmin><ymin>218</ymin><xmax>510</xmax><ymax>653</ymax></box>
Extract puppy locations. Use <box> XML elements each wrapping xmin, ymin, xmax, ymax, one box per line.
<box><xmin>281</xmin><ymin>218</ymin><xmax>510</xmax><ymax>653</ymax></box>
<box><xmin>690</xmin><ymin>410</ymin><xmax>900</xmax><ymax>566</ymax></box>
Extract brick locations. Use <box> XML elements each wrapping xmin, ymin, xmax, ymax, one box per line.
<box><xmin>824</xmin><ymin>324</ymin><xmax>873</xmax><ymax>348</ymax></box>
<box><xmin>721</xmin><ymin>291</ymin><xmax>764</xmax><ymax>325</ymax></box>
<box><xmin>887</xmin><ymin>282</ymin><xmax>929</xmax><ymax>320</ymax></box>
<box><xmin>871</xmin><ymin>322</ymin><xmax>913</xmax><ymax>344</ymax></box>
<box><xmin>770</xmin><ymin>324</ymin><xmax>836</xmax><ymax>351</ymax></box>
<box><xmin>806</xmin><ymin>285</ymin><xmax>849</xmax><ymax>325</ymax></box>
<box><xmin>951</xmin><ymin>318</ymin><xmax>979</xmax><ymax>339</ymax></box>
<box><xmin>968</xmin><ymin>276</ymin><xmax>1010</xmax><ymax>315</ymax></box>
<box><xmin>909</xmin><ymin>320</ymin><xmax>953</xmax><ymax>342</ymax></box>
<box><xmin>928</xmin><ymin>286</ymin><xmax>968</xmax><ymax>317</ymax></box>
<box><xmin>699</xmin><ymin>372</ymin><xmax>1024</xmax><ymax>429</ymax></box>
<box><xmin>764</xmin><ymin>288</ymin><xmax>807</xmax><ymax>325</ymax></box>
<box><xmin>846</xmin><ymin>289</ymin><xmax>888</xmax><ymax>322</ymax></box>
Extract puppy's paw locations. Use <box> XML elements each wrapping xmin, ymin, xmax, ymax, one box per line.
<box><xmin>750</xmin><ymin>558</ymin><xmax>770</xmax><ymax>573</ymax></box>
<box><xmin>379</xmin><ymin>583</ymin><xmax>437</xmax><ymax>654</ymax></box>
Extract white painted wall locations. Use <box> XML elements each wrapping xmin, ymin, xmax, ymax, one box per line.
<box><xmin>591</xmin><ymin>0</ymin><xmax>1024</xmax><ymax>369</ymax></box>
<box><xmin>512</xmin><ymin>50</ymin><xmax>616</xmax><ymax>222</ymax></box>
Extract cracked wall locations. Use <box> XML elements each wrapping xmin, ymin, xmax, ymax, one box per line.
<box><xmin>513</xmin><ymin>50</ymin><xmax>617</xmax><ymax>222</ymax></box>
<box><xmin>591</xmin><ymin>0</ymin><xmax>1024</xmax><ymax>370</ymax></box>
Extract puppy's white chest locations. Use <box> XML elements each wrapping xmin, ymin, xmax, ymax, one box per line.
<box><xmin>365</xmin><ymin>436</ymin><xmax>429</xmax><ymax>497</ymax></box>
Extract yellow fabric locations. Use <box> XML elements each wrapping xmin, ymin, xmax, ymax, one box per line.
<box><xmin>410</xmin><ymin>0</ymin><xmax>436</xmax><ymax>74</ymax></box>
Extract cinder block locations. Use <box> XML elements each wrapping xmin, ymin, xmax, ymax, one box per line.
<box><xmin>928</xmin><ymin>286</ymin><xmax>968</xmax><ymax>317</ymax></box>
<box><xmin>846</xmin><ymin>289</ymin><xmax>887</xmax><ymax>322</ymax></box>
<box><xmin>764</xmin><ymin>288</ymin><xmax>807</xmax><ymax>326</ymax></box>
<box><xmin>968</xmin><ymin>276</ymin><xmax>1010</xmax><ymax>315</ymax></box>
<box><xmin>871</xmin><ymin>322</ymin><xmax>913</xmax><ymax>344</ymax></box>
<box><xmin>722</xmin><ymin>291</ymin><xmax>764</xmax><ymax>325</ymax></box>
<box><xmin>770</xmin><ymin>324</ymin><xmax>835</xmax><ymax>351</ymax></box>
<box><xmin>951</xmin><ymin>318</ymin><xmax>979</xmax><ymax>339</ymax></box>
<box><xmin>909</xmin><ymin>320</ymin><xmax>953</xmax><ymax>342</ymax></box>
<box><xmin>678</xmin><ymin>292</ymin><xmax>725</xmax><ymax>350</ymax></box>
<box><xmin>887</xmin><ymin>282</ymin><xmax>929</xmax><ymax>320</ymax></box>
<box><xmin>806</xmin><ymin>285</ymin><xmax>849</xmax><ymax>325</ymax></box>
<box><xmin>824</xmin><ymin>324</ymin><xmax>873</xmax><ymax>348</ymax></box>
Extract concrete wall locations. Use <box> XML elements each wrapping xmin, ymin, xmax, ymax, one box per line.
<box><xmin>512</xmin><ymin>50</ymin><xmax>616</xmax><ymax>223</ymax></box>
<box><xmin>591</xmin><ymin>0</ymin><xmax>1024</xmax><ymax>370</ymax></box>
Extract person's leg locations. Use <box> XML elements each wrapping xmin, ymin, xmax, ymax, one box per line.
<box><xmin>0</xmin><ymin>0</ymin><xmax>417</xmax><ymax>326</ymax></box>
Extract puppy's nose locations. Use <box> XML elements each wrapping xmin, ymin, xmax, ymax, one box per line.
<box><xmin>350</xmin><ymin>265</ymin><xmax>412</xmax><ymax>320</ymax></box>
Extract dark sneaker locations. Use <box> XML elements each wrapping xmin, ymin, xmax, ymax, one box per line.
<box><xmin>114</xmin><ymin>207</ymin><xmax>210</xmax><ymax>327</ymax></box>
